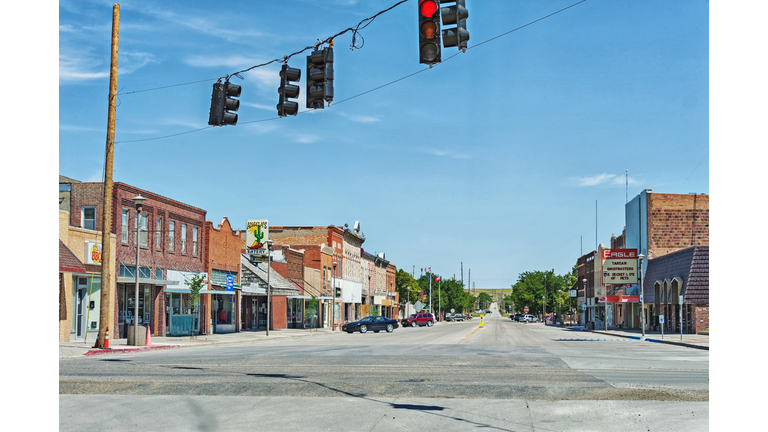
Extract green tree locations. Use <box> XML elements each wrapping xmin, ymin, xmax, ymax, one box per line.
<box><xmin>396</xmin><ymin>269</ymin><xmax>421</xmax><ymax>305</ymax></box>
<box><xmin>477</xmin><ymin>292</ymin><xmax>493</xmax><ymax>310</ymax></box>
<box><xmin>185</xmin><ymin>274</ymin><xmax>206</xmax><ymax>338</ymax></box>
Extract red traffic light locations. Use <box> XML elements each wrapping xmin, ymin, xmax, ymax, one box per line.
<box><xmin>419</xmin><ymin>0</ymin><xmax>438</xmax><ymax>17</ymax></box>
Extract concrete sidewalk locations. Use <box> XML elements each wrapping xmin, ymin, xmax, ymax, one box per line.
<box><xmin>546</xmin><ymin>323</ymin><xmax>709</xmax><ymax>350</ymax></box>
<box><xmin>59</xmin><ymin>327</ymin><xmax>334</xmax><ymax>359</ymax></box>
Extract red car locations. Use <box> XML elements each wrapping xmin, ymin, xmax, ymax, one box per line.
<box><xmin>401</xmin><ymin>312</ymin><xmax>435</xmax><ymax>327</ymax></box>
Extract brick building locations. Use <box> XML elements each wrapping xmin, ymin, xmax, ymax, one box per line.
<box><xmin>642</xmin><ymin>246</ymin><xmax>709</xmax><ymax>334</ymax></box>
<box><xmin>59</xmin><ymin>209</ymin><xmax>118</xmax><ymax>342</ymax></box>
<box><xmin>202</xmin><ymin>217</ymin><xmax>244</xmax><ymax>335</ymax></box>
<box><xmin>69</xmin><ymin>181</ymin><xmax>206</xmax><ymax>338</ymax></box>
<box><xmin>270</xmin><ymin>225</ymin><xmax>344</xmax><ymax>328</ymax></box>
<box><xmin>617</xmin><ymin>190</ymin><xmax>709</xmax><ymax>333</ymax></box>
<box><xmin>240</xmin><ymin>255</ymin><xmax>300</xmax><ymax>330</ymax></box>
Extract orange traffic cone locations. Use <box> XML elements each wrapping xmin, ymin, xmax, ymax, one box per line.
<box><xmin>104</xmin><ymin>327</ymin><xmax>110</xmax><ymax>349</ymax></box>
<box><xmin>146</xmin><ymin>325</ymin><xmax>152</xmax><ymax>346</ymax></box>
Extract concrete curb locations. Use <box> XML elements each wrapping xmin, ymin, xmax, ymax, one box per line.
<box><xmin>84</xmin><ymin>345</ymin><xmax>180</xmax><ymax>356</ymax></box>
<box><xmin>590</xmin><ymin>330</ymin><xmax>708</xmax><ymax>351</ymax></box>
<box><xmin>71</xmin><ymin>329</ymin><xmax>331</xmax><ymax>357</ymax></box>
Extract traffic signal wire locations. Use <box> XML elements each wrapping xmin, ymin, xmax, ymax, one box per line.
<box><xmin>230</xmin><ymin>0</ymin><xmax>411</xmax><ymax>77</ymax></box>
<box><xmin>114</xmin><ymin>0</ymin><xmax>588</xmax><ymax>144</ymax></box>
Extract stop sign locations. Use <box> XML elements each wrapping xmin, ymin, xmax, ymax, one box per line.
<box><xmin>524</xmin><ymin>307</ymin><xmax>529</xmax><ymax>313</ymax></box>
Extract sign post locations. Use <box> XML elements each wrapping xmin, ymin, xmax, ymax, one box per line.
<box><xmin>659</xmin><ymin>315</ymin><xmax>665</xmax><ymax>339</ymax></box>
<box><xmin>679</xmin><ymin>295</ymin><xmax>684</xmax><ymax>340</ymax></box>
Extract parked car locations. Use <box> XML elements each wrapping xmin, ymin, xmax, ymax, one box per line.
<box><xmin>513</xmin><ymin>313</ymin><xmax>523</xmax><ymax>322</ymax></box>
<box><xmin>445</xmin><ymin>314</ymin><xmax>456</xmax><ymax>322</ymax></box>
<box><xmin>401</xmin><ymin>312</ymin><xmax>435</xmax><ymax>327</ymax></box>
<box><xmin>521</xmin><ymin>314</ymin><xmax>538</xmax><ymax>323</ymax></box>
<box><xmin>342</xmin><ymin>315</ymin><xmax>399</xmax><ymax>333</ymax></box>
<box><xmin>452</xmin><ymin>313</ymin><xmax>465</xmax><ymax>322</ymax></box>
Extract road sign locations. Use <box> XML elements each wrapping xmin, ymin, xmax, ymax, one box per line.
<box><xmin>524</xmin><ymin>307</ymin><xmax>529</xmax><ymax>313</ymax></box>
<box><xmin>451</xmin><ymin>308</ymin><xmax>455</xmax><ymax>313</ymax></box>
<box><xmin>415</xmin><ymin>301</ymin><xmax>424</xmax><ymax>313</ymax></box>
<box><xmin>659</xmin><ymin>315</ymin><xmax>664</xmax><ymax>324</ymax></box>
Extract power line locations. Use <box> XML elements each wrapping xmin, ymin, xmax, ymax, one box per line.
<box><xmin>115</xmin><ymin>0</ymin><xmax>587</xmax><ymax>144</ymax></box>
<box><xmin>676</xmin><ymin>151</ymin><xmax>709</xmax><ymax>192</ymax></box>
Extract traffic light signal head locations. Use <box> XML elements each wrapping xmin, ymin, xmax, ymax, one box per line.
<box><xmin>306</xmin><ymin>47</ymin><xmax>334</xmax><ymax>109</ymax></box>
<box><xmin>277</xmin><ymin>64</ymin><xmax>301</xmax><ymax>117</ymax></box>
<box><xmin>418</xmin><ymin>0</ymin><xmax>441</xmax><ymax>65</ymax></box>
<box><xmin>441</xmin><ymin>0</ymin><xmax>469</xmax><ymax>51</ymax></box>
<box><xmin>208</xmin><ymin>81</ymin><xmax>241</xmax><ymax>126</ymax></box>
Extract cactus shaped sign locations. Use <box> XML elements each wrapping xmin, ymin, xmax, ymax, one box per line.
<box><xmin>245</xmin><ymin>219</ymin><xmax>269</xmax><ymax>259</ymax></box>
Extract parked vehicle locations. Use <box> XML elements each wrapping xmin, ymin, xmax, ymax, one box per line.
<box><xmin>445</xmin><ymin>314</ymin><xmax>456</xmax><ymax>322</ymax></box>
<box><xmin>521</xmin><ymin>314</ymin><xmax>538</xmax><ymax>323</ymax></box>
<box><xmin>342</xmin><ymin>315</ymin><xmax>399</xmax><ymax>334</ymax></box>
<box><xmin>401</xmin><ymin>312</ymin><xmax>435</xmax><ymax>327</ymax></box>
<box><xmin>513</xmin><ymin>313</ymin><xmax>523</xmax><ymax>322</ymax></box>
<box><xmin>452</xmin><ymin>313</ymin><xmax>465</xmax><ymax>322</ymax></box>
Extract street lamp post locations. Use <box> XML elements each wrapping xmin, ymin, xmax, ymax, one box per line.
<box><xmin>131</xmin><ymin>195</ymin><xmax>145</xmax><ymax>346</ymax></box>
<box><xmin>390</xmin><ymin>280</ymin><xmax>394</xmax><ymax>319</ymax></box>
<box><xmin>638</xmin><ymin>254</ymin><xmax>645</xmax><ymax>337</ymax></box>
<box><xmin>603</xmin><ymin>270</ymin><xmax>609</xmax><ymax>331</ymax></box>
<box><xmin>582</xmin><ymin>278</ymin><xmax>587</xmax><ymax>328</ymax></box>
<box><xmin>332</xmin><ymin>260</ymin><xmax>337</xmax><ymax>331</ymax></box>
<box><xmin>266</xmin><ymin>239</ymin><xmax>273</xmax><ymax>336</ymax></box>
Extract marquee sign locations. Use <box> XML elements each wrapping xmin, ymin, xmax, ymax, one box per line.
<box><xmin>601</xmin><ymin>248</ymin><xmax>638</xmax><ymax>285</ymax></box>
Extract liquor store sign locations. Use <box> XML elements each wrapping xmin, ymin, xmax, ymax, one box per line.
<box><xmin>601</xmin><ymin>248</ymin><xmax>638</xmax><ymax>285</ymax></box>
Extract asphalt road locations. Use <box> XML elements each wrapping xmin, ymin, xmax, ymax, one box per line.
<box><xmin>59</xmin><ymin>307</ymin><xmax>709</xmax><ymax>431</ymax></box>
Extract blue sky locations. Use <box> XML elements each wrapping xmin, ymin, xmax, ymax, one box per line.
<box><xmin>57</xmin><ymin>0</ymin><xmax>710</xmax><ymax>288</ymax></box>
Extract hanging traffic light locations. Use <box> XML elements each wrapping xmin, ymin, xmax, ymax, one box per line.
<box><xmin>277</xmin><ymin>64</ymin><xmax>301</xmax><ymax>117</ymax></box>
<box><xmin>208</xmin><ymin>81</ymin><xmax>241</xmax><ymax>126</ymax></box>
<box><xmin>418</xmin><ymin>0</ymin><xmax>441</xmax><ymax>65</ymax></box>
<box><xmin>306</xmin><ymin>46</ymin><xmax>334</xmax><ymax>109</ymax></box>
<box><xmin>441</xmin><ymin>0</ymin><xmax>469</xmax><ymax>51</ymax></box>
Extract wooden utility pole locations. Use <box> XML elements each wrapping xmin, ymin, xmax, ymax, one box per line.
<box><xmin>95</xmin><ymin>4</ymin><xmax>120</xmax><ymax>349</ymax></box>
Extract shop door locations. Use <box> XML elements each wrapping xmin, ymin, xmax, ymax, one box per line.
<box><xmin>76</xmin><ymin>288</ymin><xmax>86</xmax><ymax>339</ymax></box>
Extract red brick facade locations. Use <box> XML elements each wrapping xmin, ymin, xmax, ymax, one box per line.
<box><xmin>203</xmin><ymin>217</ymin><xmax>244</xmax><ymax>335</ymax></box>
<box><xmin>647</xmin><ymin>193</ymin><xmax>709</xmax><ymax>259</ymax></box>
<box><xmin>694</xmin><ymin>306</ymin><xmax>709</xmax><ymax>334</ymax></box>
<box><xmin>70</xmin><ymin>182</ymin><xmax>206</xmax><ymax>337</ymax></box>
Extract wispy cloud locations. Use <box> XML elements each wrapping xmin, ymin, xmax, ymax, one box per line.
<box><xmin>574</xmin><ymin>173</ymin><xmax>638</xmax><ymax>187</ymax></box>
<box><xmin>136</xmin><ymin>5</ymin><xmax>273</xmax><ymax>43</ymax></box>
<box><xmin>242</xmin><ymin>102</ymin><xmax>275</xmax><ymax>112</ymax></box>
<box><xmin>420</xmin><ymin>148</ymin><xmax>472</xmax><ymax>159</ymax></box>
<box><xmin>59</xmin><ymin>25</ymin><xmax>75</xmax><ymax>32</ymax></box>
<box><xmin>59</xmin><ymin>50</ymin><xmax>154</xmax><ymax>82</ymax></box>
<box><xmin>60</xmin><ymin>124</ymin><xmax>101</xmax><ymax>132</ymax></box>
<box><xmin>339</xmin><ymin>112</ymin><xmax>382</xmax><ymax>123</ymax></box>
<box><xmin>292</xmin><ymin>134</ymin><xmax>320</xmax><ymax>144</ymax></box>
<box><xmin>575</xmin><ymin>174</ymin><xmax>616</xmax><ymax>186</ymax></box>
<box><xmin>59</xmin><ymin>54</ymin><xmax>109</xmax><ymax>81</ymax></box>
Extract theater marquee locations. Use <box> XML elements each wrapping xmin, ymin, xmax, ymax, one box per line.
<box><xmin>601</xmin><ymin>248</ymin><xmax>638</xmax><ymax>285</ymax></box>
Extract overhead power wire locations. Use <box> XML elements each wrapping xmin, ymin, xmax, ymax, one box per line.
<box><xmin>114</xmin><ymin>0</ymin><xmax>587</xmax><ymax>144</ymax></box>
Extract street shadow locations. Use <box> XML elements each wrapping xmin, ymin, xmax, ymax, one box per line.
<box><xmin>391</xmin><ymin>403</ymin><xmax>445</xmax><ymax>411</ymax></box>
<box><xmin>149</xmin><ymin>364</ymin><xmax>520</xmax><ymax>431</ymax></box>
<box><xmin>98</xmin><ymin>358</ymin><xmax>131</xmax><ymax>362</ymax></box>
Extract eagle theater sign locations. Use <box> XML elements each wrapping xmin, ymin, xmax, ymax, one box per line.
<box><xmin>601</xmin><ymin>248</ymin><xmax>639</xmax><ymax>285</ymax></box>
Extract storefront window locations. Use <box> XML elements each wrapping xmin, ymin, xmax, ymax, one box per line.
<box><xmin>118</xmin><ymin>283</ymin><xmax>150</xmax><ymax>326</ymax></box>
